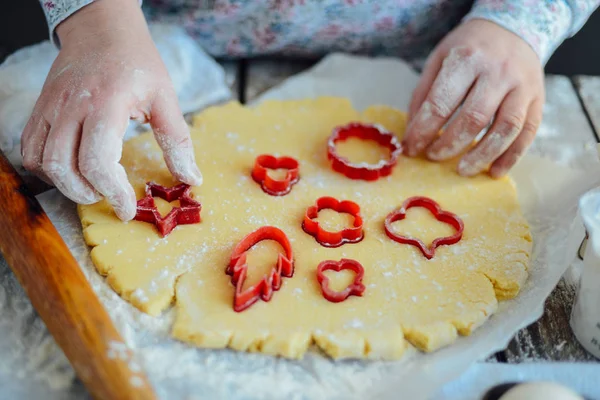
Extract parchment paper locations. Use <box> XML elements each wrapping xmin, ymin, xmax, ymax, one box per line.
<box><xmin>32</xmin><ymin>54</ymin><xmax>600</xmax><ymax>399</ymax></box>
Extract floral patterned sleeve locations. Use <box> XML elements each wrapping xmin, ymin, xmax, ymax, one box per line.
<box><xmin>465</xmin><ymin>0</ymin><xmax>600</xmax><ymax>64</ymax></box>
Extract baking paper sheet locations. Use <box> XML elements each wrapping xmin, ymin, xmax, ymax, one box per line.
<box><xmin>31</xmin><ymin>54</ymin><xmax>600</xmax><ymax>399</ymax></box>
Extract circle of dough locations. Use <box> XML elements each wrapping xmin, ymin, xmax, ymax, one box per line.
<box><xmin>78</xmin><ymin>98</ymin><xmax>532</xmax><ymax>360</ymax></box>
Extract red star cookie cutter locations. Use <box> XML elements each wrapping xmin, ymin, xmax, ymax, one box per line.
<box><xmin>226</xmin><ymin>226</ymin><xmax>294</xmax><ymax>312</ymax></box>
<box><xmin>134</xmin><ymin>182</ymin><xmax>202</xmax><ymax>237</ymax></box>
<box><xmin>302</xmin><ymin>196</ymin><xmax>364</xmax><ymax>248</ymax></box>
<box><xmin>327</xmin><ymin>122</ymin><xmax>403</xmax><ymax>181</ymax></box>
<box><xmin>316</xmin><ymin>259</ymin><xmax>366</xmax><ymax>303</ymax></box>
<box><xmin>384</xmin><ymin>196</ymin><xmax>464</xmax><ymax>259</ymax></box>
<box><xmin>251</xmin><ymin>154</ymin><xmax>300</xmax><ymax>196</ymax></box>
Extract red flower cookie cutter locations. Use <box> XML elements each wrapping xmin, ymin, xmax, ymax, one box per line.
<box><xmin>316</xmin><ymin>259</ymin><xmax>366</xmax><ymax>303</ymax></box>
<box><xmin>134</xmin><ymin>182</ymin><xmax>202</xmax><ymax>237</ymax></box>
<box><xmin>327</xmin><ymin>122</ymin><xmax>402</xmax><ymax>181</ymax></box>
<box><xmin>251</xmin><ymin>154</ymin><xmax>300</xmax><ymax>196</ymax></box>
<box><xmin>302</xmin><ymin>196</ymin><xmax>364</xmax><ymax>248</ymax></box>
<box><xmin>226</xmin><ymin>226</ymin><xmax>294</xmax><ymax>312</ymax></box>
<box><xmin>384</xmin><ymin>196</ymin><xmax>464</xmax><ymax>259</ymax></box>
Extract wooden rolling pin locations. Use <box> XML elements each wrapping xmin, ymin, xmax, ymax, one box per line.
<box><xmin>0</xmin><ymin>151</ymin><xmax>157</xmax><ymax>400</ymax></box>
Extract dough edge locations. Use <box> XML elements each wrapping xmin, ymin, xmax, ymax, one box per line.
<box><xmin>77</xmin><ymin>98</ymin><xmax>532</xmax><ymax>360</ymax></box>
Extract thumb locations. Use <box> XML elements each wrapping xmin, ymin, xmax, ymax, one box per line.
<box><xmin>149</xmin><ymin>91</ymin><xmax>203</xmax><ymax>186</ymax></box>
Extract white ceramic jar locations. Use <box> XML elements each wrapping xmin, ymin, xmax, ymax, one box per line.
<box><xmin>570</xmin><ymin>187</ymin><xmax>600</xmax><ymax>359</ymax></box>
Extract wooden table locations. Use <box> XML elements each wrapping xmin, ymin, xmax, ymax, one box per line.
<box><xmin>8</xmin><ymin>58</ymin><xmax>598</xmax><ymax>395</ymax></box>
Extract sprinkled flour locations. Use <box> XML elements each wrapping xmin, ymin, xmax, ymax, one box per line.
<box><xmin>1</xmin><ymin>54</ymin><xmax>599</xmax><ymax>399</ymax></box>
<box><xmin>5</xmin><ymin>149</ymin><xmax>589</xmax><ymax>400</ymax></box>
<box><xmin>0</xmin><ymin>257</ymin><xmax>82</xmax><ymax>399</ymax></box>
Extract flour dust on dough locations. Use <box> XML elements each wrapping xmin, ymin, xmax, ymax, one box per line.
<box><xmin>78</xmin><ymin>98</ymin><xmax>532</xmax><ymax>360</ymax></box>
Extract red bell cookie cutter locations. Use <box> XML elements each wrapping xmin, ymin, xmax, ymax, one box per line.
<box><xmin>384</xmin><ymin>196</ymin><xmax>464</xmax><ymax>259</ymax></box>
<box><xmin>316</xmin><ymin>259</ymin><xmax>366</xmax><ymax>303</ymax></box>
<box><xmin>327</xmin><ymin>123</ymin><xmax>402</xmax><ymax>181</ymax></box>
<box><xmin>134</xmin><ymin>182</ymin><xmax>202</xmax><ymax>237</ymax></box>
<box><xmin>251</xmin><ymin>154</ymin><xmax>300</xmax><ymax>196</ymax></box>
<box><xmin>226</xmin><ymin>226</ymin><xmax>294</xmax><ymax>312</ymax></box>
<box><xmin>302</xmin><ymin>196</ymin><xmax>364</xmax><ymax>248</ymax></box>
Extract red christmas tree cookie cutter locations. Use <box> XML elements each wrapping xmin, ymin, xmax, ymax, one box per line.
<box><xmin>327</xmin><ymin>122</ymin><xmax>403</xmax><ymax>181</ymax></box>
<box><xmin>384</xmin><ymin>196</ymin><xmax>464</xmax><ymax>260</ymax></box>
<box><xmin>226</xmin><ymin>226</ymin><xmax>294</xmax><ymax>312</ymax></box>
<box><xmin>302</xmin><ymin>196</ymin><xmax>364</xmax><ymax>248</ymax></box>
<box><xmin>316</xmin><ymin>259</ymin><xmax>366</xmax><ymax>303</ymax></box>
<box><xmin>251</xmin><ymin>154</ymin><xmax>300</xmax><ymax>196</ymax></box>
<box><xmin>134</xmin><ymin>182</ymin><xmax>202</xmax><ymax>237</ymax></box>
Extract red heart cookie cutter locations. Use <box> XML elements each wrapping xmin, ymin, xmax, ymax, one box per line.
<box><xmin>226</xmin><ymin>226</ymin><xmax>294</xmax><ymax>312</ymax></box>
<box><xmin>316</xmin><ymin>259</ymin><xmax>366</xmax><ymax>303</ymax></box>
<box><xmin>302</xmin><ymin>196</ymin><xmax>364</xmax><ymax>248</ymax></box>
<box><xmin>384</xmin><ymin>196</ymin><xmax>464</xmax><ymax>259</ymax></box>
<box><xmin>327</xmin><ymin>122</ymin><xmax>403</xmax><ymax>181</ymax></box>
<box><xmin>251</xmin><ymin>154</ymin><xmax>300</xmax><ymax>196</ymax></box>
<box><xmin>134</xmin><ymin>182</ymin><xmax>202</xmax><ymax>237</ymax></box>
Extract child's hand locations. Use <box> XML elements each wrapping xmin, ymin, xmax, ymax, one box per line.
<box><xmin>404</xmin><ymin>19</ymin><xmax>545</xmax><ymax>178</ymax></box>
<box><xmin>21</xmin><ymin>0</ymin><xmax>202</xmax><ymax>221</ymax></box>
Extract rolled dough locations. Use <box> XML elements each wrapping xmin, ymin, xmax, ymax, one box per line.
<box><xmin>78</xmin><ymin>98</ymin><xmax>531</xmax><ymax>360</ymax></box>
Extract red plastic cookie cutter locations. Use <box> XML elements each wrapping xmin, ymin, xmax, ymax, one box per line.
<box><xmin>134</xmin><ymin>182</ymin><xmax>202</xmax><ymax>237</ymax></box>
<box><xmin>251</xmin><ymin>154</ymin><xmax>300</xmax><ymax>196</ymax></box>
<box><xmin>384</xmin><ymin>196</ymin><xmax>464</xmax><ymax>259</ymax></box>
<box><xmin>316</xmin><ymin>259</ymin><xmax>366</xmax><ymax>303</ymax></box>
<box><xmin>226</xmin><ymin>226</ymin><xmax>294</xmax><ymax>312</ymax></box>
<box><xmin>327</xmin><ymin>122</ymin><xmax>403</xmax><ymax>181</ymax></box>
<box><xmin>302</xmin><ymin>196</ymin><xmax>364</xmax><ymax>248</ymax></box>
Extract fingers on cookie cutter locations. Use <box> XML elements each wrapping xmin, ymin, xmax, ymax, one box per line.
<box><xmin>134</xmin><ymin>182</ymin><xmax>202</xmax><ymax>237</ymax></box>
<box><xmin>327</xmin><ymin>123</ymin><xmax>402</xmax><ymax>181</ymax></box>
<box><xmin>226</xmin><ymin>226</ymin><xmax>294</xmax><ymax>312</ymax></box>
<box><xmin>251</xmin><ymin>154</ymin><xmax>300</xmax><ymax>196</ymax></box>
<box><xmin>384</xmin><ymin>196</ymin><xmax>464</xmax><ymax>259</ymax></box>
<box><xmin>302</xmin><ymin>196</ymin><xmax>364</xmax><ymax>248</ymax></box>
<box><xmin>316</xmin><ymin>258</ymin><xmax>366</xmax><ymax>303</ymax></box>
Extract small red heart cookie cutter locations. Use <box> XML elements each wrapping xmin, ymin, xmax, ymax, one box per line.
<box><xmin>327</xmin><ymin>122</ymin><xmax>402</xmax><ymax>181</ymax></box>
<box><xmin>226</xmin><ymin>226</ymin><xmax>294</xmax><ymax>312</ymax></box>
<box><xmin>134</xmin><ymin>182</ymin><xmax>202</xmax><ymax>237</ymax></box>
<box><xmin>384</xmin><ymin>196</ymin><xmax>464</xmax><ymax>259</ymax></box>
<box><xmin>302</xmin><ymin>196</ymin><xmax>364</xmax><ymax>248</ymax></box>
<box><xmin>316</xmin><ymin>259</ymin><xmax>366</xmax><ymax>303</ymax></box>
<box><xmin>251</xmin><ymin>154</ymin><xmax>300</xmax><ymax>196</ymax></box>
